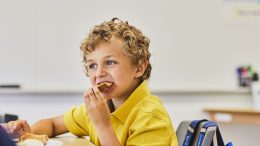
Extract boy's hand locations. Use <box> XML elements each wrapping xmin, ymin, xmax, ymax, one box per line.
<box><xmin>84</xmin><ymin>86</ymin><xmax>111</xmax><ymax>129</ymax></box>
<box><xmin>1</xmin><ymin>120</ymin><xmax>31</xmax><ymax>138</ymax></box>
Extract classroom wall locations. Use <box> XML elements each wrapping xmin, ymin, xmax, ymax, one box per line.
<box><xmin>0</xmin><ymin>92</ymin><xmax>259</xmax><ymax>146</ymax></box>
<box><xmin>1</xmin><ymin>0</ymin><xmax>260</xmax><ymax>91</ymax></box>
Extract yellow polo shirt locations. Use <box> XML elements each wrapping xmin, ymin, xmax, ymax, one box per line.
<box><xmin>64</xmin><ymin>81</ymin><xmax>178</xmax><ymax>146</ymax></box>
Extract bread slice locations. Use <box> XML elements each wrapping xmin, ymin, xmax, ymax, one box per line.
<box><xmin>19</xmin><ymin>133</ymin><xmax>49</xmax><ymax>145</ymax></box>
<box><xmin>97</xmin><ymin>82</ymin><xmax>112</xmax><ymax>92</ymax></box>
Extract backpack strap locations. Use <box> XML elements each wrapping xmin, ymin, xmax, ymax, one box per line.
<box><xmin>213</xmin><ymin>126</ymin><xmax>233</xmax><ymax>146</ymax></box>
<box><xmin>182</xmin><ymin>119</ymin><xmax>208</xmax><ymax>146</ymax></box>
<box><xmin>226</xmin><ymin>142</ymin><xmax>233</xmax><ymax>146</ymax></box>
<box><xmin>196</xmin><ymin>121</ymin><xmax>217</xmax><ymax>146</ymax></box>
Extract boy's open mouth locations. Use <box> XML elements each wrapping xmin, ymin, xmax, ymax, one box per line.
<box><xmin>97</xmin><ymin>82</ymin><xmax>113</xmax><ymax>92</ymax></box>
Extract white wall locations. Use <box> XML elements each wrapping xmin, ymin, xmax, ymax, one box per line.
<box><xmin>0</xmin><ymin>92</ymin><xmax>259</xmax><ymax>146</ymax></box>
<box><xmin>1</xmin><ymin>0</ymin><xmax>260</xmax><ymax>91</ymax></box>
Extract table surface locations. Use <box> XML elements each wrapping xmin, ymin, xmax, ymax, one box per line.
<box><xmin>52</xmin><ymin>136</ymin><xmax>95</xmax><ymax>146</ymax></box>
<box><xmin>204</xmin><ymin>108</ymin><xmax>260</xmax><ymax>125</ymax></box>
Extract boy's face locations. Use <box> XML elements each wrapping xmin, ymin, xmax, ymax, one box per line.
<box><xmin>86</xmin><ymin>39</ymin><xmax>141</xmax><ymax>100</ymax></box>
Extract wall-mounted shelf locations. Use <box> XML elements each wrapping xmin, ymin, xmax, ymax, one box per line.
<box><xmin>204</xmin><ymin>108</ymin><xmax>260</xmax><ymax>125</ymax></box>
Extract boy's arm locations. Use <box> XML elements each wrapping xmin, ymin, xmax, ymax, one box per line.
<box><xmin>31</xmin><ymin>115</ymin><xmax>68</xmax><ymax>137</ymax></box>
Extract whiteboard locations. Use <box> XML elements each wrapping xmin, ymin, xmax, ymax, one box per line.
<box><xmin>1</xmin><ymin>0</ymin><xmax>260</xmax><ymax>91</ymax></box>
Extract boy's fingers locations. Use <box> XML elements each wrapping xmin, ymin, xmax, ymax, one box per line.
<box><xmin>12</xmin><ymin>121</ymin><xmax>23</xmax><ymax>132</ymax></box>
<box><xmin>21</xmin><ymin>120</ymin><xmax>31</xmax><ymax>133</ymax></box>
<box><xmin>17</xmin><ymin>129</ymin><xmax>24</xmax><ymax>137</ymax></box>
<box><xmin>83</xmin><ymin>88</ymin><xmax>91</xmax><ymax>104</ymax></box>
<box><xmin>84</xmin><ymin>95</ymin><xmax>90</xmax><ymax>107</ymax></box>
<box><xmin>92</xmin><ymin>86</ymin><xmax>105</xmax><ymax>101</ymax></box>
<box><xmin>87</xmin><ymin>88</ymin><xmax>98</xmax><ymax>102</ymax></box>
<box><xmin>7</xmin><ymin>121</ymin><xmax>15</xmax><ymax>133</ymax></box>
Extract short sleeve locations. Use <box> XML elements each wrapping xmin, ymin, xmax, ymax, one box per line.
<box><xmin>64</xmin><ymin>104</ymin><xmax>90</xmax><ymax>136</ymax></box>
<box><xmin>126</xmin><ymin>112</ymin><xmax>178</xmax><ymax>146</ymax></box>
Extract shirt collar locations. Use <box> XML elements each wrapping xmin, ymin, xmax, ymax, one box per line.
<box><xmin>111</xmin><ymin>80</ymin><xmax>150</xmax><ymax>123</ymax></box>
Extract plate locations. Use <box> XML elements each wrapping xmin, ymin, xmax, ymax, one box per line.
<box><xmin>16</xmin><ymin>139</ymin><xmax>63</xmax><ymax>146</ymax></box>
<box><xmin>16</xmin><ymin>139</ymin><xmax>44</xmax><ymax>146</ymax></box>
<box><xmin>45</xmin><ymin>139</ymin><xmax>63</xmax><ymax>146</ymax></box>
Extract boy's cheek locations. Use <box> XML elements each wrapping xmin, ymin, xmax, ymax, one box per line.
<box><xmin>89</xmin><ymin>78</ymin><xmax>96</xmax><ymax>85</ymax></box>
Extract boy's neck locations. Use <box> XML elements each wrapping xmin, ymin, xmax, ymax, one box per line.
<box><xmin>112</xmin><ymin>79</ymin><xmax>142</xmax><ymax>110</ymax></box>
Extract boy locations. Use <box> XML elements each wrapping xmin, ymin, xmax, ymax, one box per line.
<box><xmin>1</xmin><ymin>18</ymin><xmax>178</xmax><ymax>146</ymax></box>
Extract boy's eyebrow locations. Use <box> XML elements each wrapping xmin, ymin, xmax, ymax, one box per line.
<box><xmin>86</xmin><ymin>55</ymin><xmax>115</xmax><ymax>62</ymax></box>
<box><xmin>104</xmin><ymin>55</ymin><xmax>115</xmax><ymax>59</ymax></box>
<box><xmin>86</xmin><ymin>59</ymin><xmax>94</xmax><ymax>63</ymax></box>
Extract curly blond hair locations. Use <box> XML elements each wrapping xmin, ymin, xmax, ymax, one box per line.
<box><xmin>80</xmin><ymin>18</ymin><xmax>152</xmax><ymax>81</ymax></box>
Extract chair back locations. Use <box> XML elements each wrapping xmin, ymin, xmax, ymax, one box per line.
<box><xmin>176</xmin><ymin>119</ymin><xmax>233</xmax><ymax>146</ymax></box>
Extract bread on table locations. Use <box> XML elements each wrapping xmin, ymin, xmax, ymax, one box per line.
<box><xmin>19</xmin><ymin>133</ymin><xmax>49</xmax><ymax>145</ymax></box>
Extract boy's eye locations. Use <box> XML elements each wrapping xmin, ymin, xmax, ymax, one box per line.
<box><xmin>106</xmin><ymin>60</ymin><xmax>116</xmax><ymax>65</ymax></box>
<box><xmin>88</xmin><ymin>63</ymin><xmax>97</xmax><ymax>70</ymax></box>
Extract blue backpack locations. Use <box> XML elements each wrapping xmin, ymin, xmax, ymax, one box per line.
<box><xmin>180</xmin><ymin>119</ymin><xmax>233</xmax><ymax>146</ymax></box>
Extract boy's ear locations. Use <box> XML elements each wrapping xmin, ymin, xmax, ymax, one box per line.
<box><xmin>134</xmin><ymin>59</ymin><xmax>148</xmax><ymax>78</ymax></box>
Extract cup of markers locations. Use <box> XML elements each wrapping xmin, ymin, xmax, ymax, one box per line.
<box><xmin>237</xmin><ymin>65</ymin><xmax>258</xmax><ymax>87</ymax></box>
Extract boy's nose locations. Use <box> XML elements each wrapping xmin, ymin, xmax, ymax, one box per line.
<box><xmin>96</xmin><ymin>66</ymin><xmax>107</xmax><ymax>77</ymax></box>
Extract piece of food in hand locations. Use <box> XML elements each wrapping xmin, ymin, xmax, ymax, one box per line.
<box><xmin>19</xmin><ymin>133</ymin><xmax>49</xmax><ymax>145</ymax></box>
<box><xmin>97</xmin><ymin>82</ymin><xmax>112</xmax><ymax>92</ymax></box>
